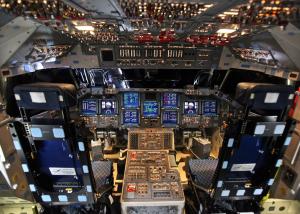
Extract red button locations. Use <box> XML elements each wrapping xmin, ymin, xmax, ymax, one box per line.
<box><xmin>127</xmin><ymin>184</ymin><xmax>136</xmax><ymax>192</ymax></box>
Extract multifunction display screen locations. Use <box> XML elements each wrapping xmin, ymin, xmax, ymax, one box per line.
<box><xmin>184</xmin><ymin>101</ymin><xmax>198</xmax><ymax>115</ymax></box>
<box><xmin>143</xmin><ymin>101</ymin><xmax>159</xmax><ymax>117</ymax></box>
<box><xmin>162</xmin><ymin>93</ymin><xmax>178</xmax><ymax>108</ymax></box>
<box><xmin>123</xmin><ymin>109</ymin><xmax>139</xmax><ymax>125</ymax></box>
<box><xmin>81</xmin><ymin>99</ymin><xmax>97</xmax><ymax>116</ymax></box>
<box><xmin>162</xmin><ymin>111</ymin><xmax>178</xmax><ymax>124</ymax></box>
<box><xmin>202</xmin><ymin>100</ymin><xmax>217</xmax><ymax>116</ymax></box>
<box><xmin>123</xmin><ymin>92</ymin><xmax>139</xmax><ymax>108</ymax></box>
<box><xmin>100</xmin><ymin>100</ymin><xmax>117</xmax><ymax>115</ymax></box>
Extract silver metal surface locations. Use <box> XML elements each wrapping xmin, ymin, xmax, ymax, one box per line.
<box><xmin>271</xmin><ymin>125</ymin><xmax>300</xmax><ymax>200</ymax></box>
<box><xmin>0</xmin><ymin>203</ymin><xmax>40</xmax><ymax>214</ymax></box>
<box><xmin>218</xmin><ymin>46</ymin><xmax>300</xmax><ymax>81</ymax></box>
<box><xmin>269</xmin><ymin>24</ymin><xmax>300</xmax><ymax>71</ymax></box>
<box><xmin>0</xmin><ymin>112</ymin><xmax>34</xmax><ymax>203</ymax></box>
<box><xmin>0</xmin><ymin>17</ymin><xmax>38</xmax><ymax>67</ymax></box>
<box><xmin>91</xmin><ymin>160</ymin><xmax>112</xmax><ymax>190</ymax></box>
<box><xmin>262</xmin><ymin>198</ymin><xmax>300</xmax><ymax>214</ymax></box>
<box><xmin>188</xmin><ymin>159</ymin><xmax>218</xmax><ymax>189</ymax></box>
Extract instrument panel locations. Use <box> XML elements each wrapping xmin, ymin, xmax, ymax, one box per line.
<box><xmin>121</xmin><ymin>150</ymin><xmax>185</xmax><ymax>214</ymax></box>
<box><xmin>80</xmin><ymin>88</ymin><xmax>226</xmax><ymax>129</ymax></box>
<box><xmin>128</xmin><ymin>128</ymin><xmax>174</xmax><ymax>150</ymax></box>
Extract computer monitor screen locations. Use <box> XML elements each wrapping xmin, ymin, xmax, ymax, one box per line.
<box><xmin>162</xmin><ymin>93</ymin><xmax>178</xmax><ymax>108</ymax></box>
<box><xmin>123</xmin><ymin>110</ymin><xmax>139</xmax><ymax>125</ymax></box>
<box><xmin>123</xmin><ymin>92</ymin><xmax>139</xmax><ymax>108</ymax></box>
<box><xmin>162</xmin><ymin>111</ymin><xmax>178</xmax><ymax>124</ymax></box>
<box><xmin>81</xmin><ymin>99</ymin><xmax>97</xmax><ymax>116</ymax></box>
<box><xmin>35</xmin><ymin>140</ymin><xmax>83</xmax><ymax>192</ymax></box>
<box><xmin>184</xmin><ymin>101</ymin><xmax>198</xmax><ymax>115</ymax></box>
<box><xmin>143</xmin><ymin>101</ymin><xmax>159</xmax><ymax>117</ymax></box>
<box><xmin>202</xmin><ymin>100</ymin><xmax>217</xmax><ymax>116</ymax></box>
<box><xmin>100</xmin><ymin>100</ymin><xmax>117</xmax><ymax>115</ymax></box>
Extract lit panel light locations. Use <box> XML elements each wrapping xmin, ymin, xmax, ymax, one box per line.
<box><xmin>217</xmin><ymin>29</ymin><xmax>236</xmax><ymax>34</ymax></box>
<box><xmin>224</xmin><ymin>11</ymin><xmax>239</xmax><ymax>15</ymax></box>
<box><xmin>75</xmin><ymin>25</ymin><xmax>95</xmax><ymax>31</ymax></box>
<box><xmin>204</xmin><ymin>4</ymin><xmax>214</xmax><ymax>8</ymax></box>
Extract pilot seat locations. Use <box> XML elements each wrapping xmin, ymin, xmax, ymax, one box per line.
<box><xmin>187</xmin><ymin>82</ymin><xmax>295</xmax><ymax>213</ymax></box>
<box><xmin>9</xmin><ymin>81</ymin><xmax>113</xmax><ymax>209</ymax></box>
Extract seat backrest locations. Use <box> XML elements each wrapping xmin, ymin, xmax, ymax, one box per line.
<box><xmin>14</xmin><ymin>82</ymin><xmax>76</xmax><ymax>110</ymax></box>
<box><xmin>10</xmin><ymin>82</ymin><xmax>95</xmax><ymax>204</ymax></box>
<box><xmin>211</xmin><ymin>83</ymin><xmax>294</xmax><ymax>201</ymax></box>
<box><xmin>235</xmin><ymin>82</ymin><xmax>294</xmax><ymax>112</ymax></box>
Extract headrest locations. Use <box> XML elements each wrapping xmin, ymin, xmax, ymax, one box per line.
<box><xmin>14</xmin><ymin>82</ymin><xmax>76</xmax><ymax>110</ymax></box>
<box><xmin>235</xmin><ymin>82</ymin><xmax>294</xmax><ymax>110</ymax></box>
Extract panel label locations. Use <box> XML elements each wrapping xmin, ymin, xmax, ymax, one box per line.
<box><xmin>231</xmin><ymin>163</ymin><xmax>256</xmax><ymax>172</ymax></box>
<box><xmin>30</xmin><ymin>92</ymin><xmax>46</xmax><ymax>103</ymax></box>
<box><xmin>49</xmin><ymin>167</ymin><xmax>76</xmax><ymax>175</ymax></box>
<box><xmin>264</xmin><ymin>93</ymin><xmax>279</xmax><ymax>103</ymax></box>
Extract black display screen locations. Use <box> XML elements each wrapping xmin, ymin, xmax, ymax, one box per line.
<box><xmin>145</xmin><ymin>93</ymin><xmax>156</xmax><ymax>100</ymax></box>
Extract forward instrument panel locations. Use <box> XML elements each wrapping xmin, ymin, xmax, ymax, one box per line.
<box><xmin>80</xmin><ymin>88</ymin><xmax>228</xmax><ymax>129</ymax></box>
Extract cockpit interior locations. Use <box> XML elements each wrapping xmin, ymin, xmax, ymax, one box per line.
<box><xmin>0</xmin><ymin>1</ymin><xmax>300</xmax><ymax>214</ymax></box>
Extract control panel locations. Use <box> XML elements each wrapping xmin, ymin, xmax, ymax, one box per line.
<box><xmin>121</xmin><ymin>150</ymin><xmax>185</xmax><ymax>214</ymax></box>
<box><xmin>128</xmin><ymin>128</ymin><xmax>174</xmax><ymax>150</ymax></box>
<box><xmin>79</xmin><ymin>88</ymin><xmax>227</xmax><ymax>130</ymax></box>
<box><xmin>101</xmin><ymin>45</ymin><xmax>221</xmax><ymax>70</ymax></box>
<box><xmin>81</xmin><ymin>98</ymin><xmax>119</xmax><ymax>128</ymax></box>
<box><xmin>121</xmin><ymin>128</ymin><xmax>184</xmax><ymax>213</ymax></box>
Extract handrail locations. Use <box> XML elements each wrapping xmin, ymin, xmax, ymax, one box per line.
<box><xmin>0</xmin><ymin>117</ymin><xmax>14</xmax><ymax>128</ymax></box>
